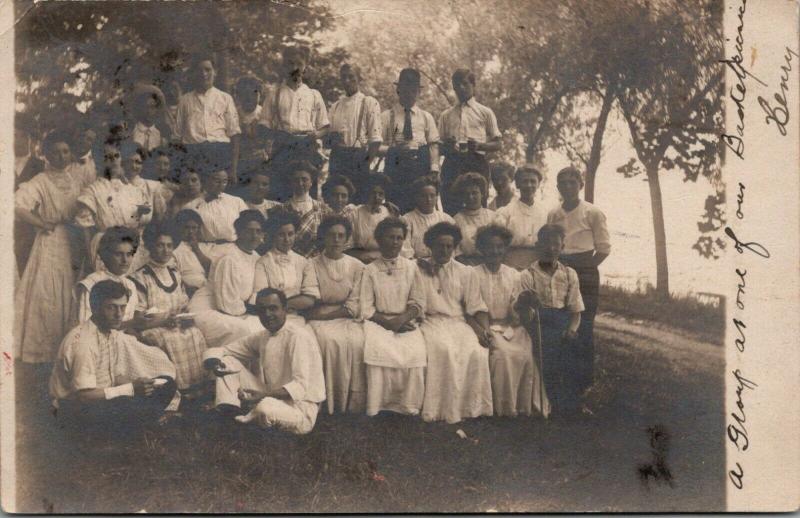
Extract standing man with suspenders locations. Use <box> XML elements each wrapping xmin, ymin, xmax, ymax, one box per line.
<box><xmin>326</xmin><ymin>63</ymin><xmax>382</xmax><ymax>204</ymax></box>
<box><xmin>259</xmin><ymin>46</ymin><xmax>330</xmax><ymax>201</ymax></box>
<box><xmin>380</xmin><ymin>68</ymin><xmax>440</xmax><ymax>215</ymax></box>
<box><xmin>438</xmin><ymin>69</ymin><xmax>502</xmax><ymax>216</ymax></box>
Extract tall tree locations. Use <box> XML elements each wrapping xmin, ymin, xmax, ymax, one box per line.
<box><xmin>615</xmin><ymin>0</ymin><xmax>724</xmax><ymax>297</ymax></box>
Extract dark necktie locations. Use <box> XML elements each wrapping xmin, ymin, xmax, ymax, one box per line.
<box><xmin>402</xmin><ymin>108</ymin><xmax>413</xmax><ymax>141</ymax></box>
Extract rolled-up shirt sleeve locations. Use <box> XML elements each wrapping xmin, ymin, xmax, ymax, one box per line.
<box><xmin>365</xmin><ymin>97</ymin><xmax>382</xmax><ymax>144</ymax></box>
<box><xmin>565</xmin><ymin>268</ymin><xmax>585</xmax><ymax>313</ymax></box>
<box><xmin>590</xmin><ymin>208</ymin><xmax>611</xmax><ymax>255</ymax></box>
<box><xmin>224</xmin><ymin>95</ymin><xmax>242</xmax><ymax>138</ymax></box>
<box><xmin>312</xmin><ymin>90</ymin><xmax>330</xmax><ymax>131</ymax></box>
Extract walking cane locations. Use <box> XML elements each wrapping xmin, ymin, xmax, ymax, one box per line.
<box><xmin>532</xmin><ymin>309</ymin><xmax>551</xmax><ymax>418</ymax></box>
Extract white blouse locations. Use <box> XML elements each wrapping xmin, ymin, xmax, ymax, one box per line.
<box><xmin>402</xmin><ymin>209</ymin><xmax>455</xmax><ymax>258</ymax></box>
<box><xmin>454</xmin><ymin>208</ymin><xmax>502</xmax><ymax>256</ymax></box>
<box><xmin>415</xmin><ymin>259</ymin><xmax>487</xmax><ymax>319</ymax></box>
<box><xmin>359</xmin><ymin>255</ymin><xmax>424</xmax><ymax>319</ymax></box>
<box><xmin>311</xmin><ymin>254</ymin><xmax>364</xmax><ymax>316</ymax></box>
<box><xmin>251</xmin><ymin>249</ymin><xmax>320</xmax><ymax>303</ymax></box>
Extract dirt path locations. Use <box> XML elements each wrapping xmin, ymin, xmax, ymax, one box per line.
<box><xmin>595</xmin><ymin>312</ymin><xmax>723</xmax><ymax>377</ymax></box>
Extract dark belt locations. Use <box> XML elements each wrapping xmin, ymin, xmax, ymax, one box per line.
<box><xmin>560</xmin><ymin>250</ymin><xmax>596</xmax><ymax>269</ymax></box>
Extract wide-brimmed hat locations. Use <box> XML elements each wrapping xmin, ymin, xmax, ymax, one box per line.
<box><xmin>395</xmin><ymin>68</ymin><xmax>422</xmax><ymax>88</ymax></box>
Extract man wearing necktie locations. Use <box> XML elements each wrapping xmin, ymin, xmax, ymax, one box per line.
<box><xmin>379</xmin><ymin>68</ymin><xmax>440</xmax><ymax>214</ymax></box>
<box><xmin>438</xmin><ymin>69</ymin><xmax>502</xmax><ymax>216</ymax></box>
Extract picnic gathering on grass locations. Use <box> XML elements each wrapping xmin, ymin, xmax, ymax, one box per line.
<box><xmin>13</xmin><ymin>47</ymin><xmax>613</xmax><ymax>436</ymax></box>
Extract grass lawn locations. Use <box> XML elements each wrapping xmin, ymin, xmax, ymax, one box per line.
<box><xmin>11</xmin><ymin>314</ymin><xmax>725</xmax><ymax>513</ymax></box>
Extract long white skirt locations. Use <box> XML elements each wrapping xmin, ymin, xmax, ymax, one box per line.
<box><xmin>489</xmin><ymin>325</ymin><xmax>549</xmax><ymax>417</ymax></box>
<box><xmin>363</xmin><ymin>321</ymin><xmax>426</xmax><ymax>416</ymax></box>
<box><xmin>188</xmin><ymin>290</ymin><xmax>263</xmax><ymax>348</ymax></box>
<box><xmin>309</xmin><ymin>319</ymin><xmax>367</xmax><ymax>414</ymax></box>
<box><xmin>14</xmin><ymin>225</ymin><xmax>76</xmax><ymax>363</ymax></box>
<box><xmin>419</xmin><ymin>316</ymin><xmax>493</xmax><ymax>423</ymax></box>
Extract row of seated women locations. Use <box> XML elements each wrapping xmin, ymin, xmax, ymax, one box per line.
<box><xmin>57</xmin><ymin>212</ymin><xmax>580</xmax><ymax>425</ymax></box>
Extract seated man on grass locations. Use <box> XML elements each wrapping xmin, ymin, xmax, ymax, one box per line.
<box><xmin>203</xmin><ymin>287</ymin><xmax>325</xmax><ymax>435</ymax></box>
<box><xmin>49</xmin><ymin>279</ymin><xmax>180</xmax><ymax>428</ymax></box>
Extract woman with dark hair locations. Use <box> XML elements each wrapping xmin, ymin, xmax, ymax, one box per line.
<box><xmin>14</xmin><ymin>129</ymin><xmax>94</xmax><ymax>363</ymax></box>
<box><xmin>170</xmin><ymin>209</ymin><xmax>214</xmax><ymax>296</ymax></box>
<box><xmin>250</xmin><ymin>207</ymin><xmax>320</xmax><ymax>325</ymax></box>
<box><xmin>122</xmin><ymin>141</ymin><xmax>165</xmax><ymax>224</ymax></box>
<box><xmin>188</xmin><ymin>210</ymin><xmax>265</xmax><ymax>347</ymax></box>
<box><xmin>164</xmin><ymin>166</ymin><xmax>203</xmax><ymax>219</ymax></box>
<box><xmin>348</xmin><ymin>173</ymin><xmax>395</xmax><ymax>264</ymax></box>
<box><xmin>451</xmin><ymin>172</ymin><xmax>502</xmax><ymax>264</ymax></box>
<box><xmin>129</xmin><ymin>224</ymin><xmax>208</xmax><ymax>391</ymax></box>
<box><xmin>307</xmin><ymin>215</ymin><xmax>366</xmax><ymax>414</ymax></box>
<box><xmin>279</xmin><ymin>160</ymin><xmax>328</xmax><ymax>257</ymax></box>
<box><xmin>321</xmin><ymin>174</ymin><xmax>357</xmax><ymax>219</ymax></box>
<box><xmin>473</xmin><ymin>224</ymin><xmax>549</xmax><ymax>417</ymax></box>
<box><xmin>360</xmin><ymin>217</ymin><xmax>427</xmax><ymax>417</ymax></box>
<box><xmin>75</xmin><ymin>226</ymin><xmax>140</xmax><ymax>326</ymax></box>
<box><xmin>415</xmin><ymin>222</ymin><xmax>493</xmax><ymax>423</ymax></box>
<box><xmin>401</xmin><ymin>175</ymin><xmax>453</xmax><ymax>259</ymax></box>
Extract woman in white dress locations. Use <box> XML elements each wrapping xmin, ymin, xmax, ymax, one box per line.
<box><xmin>76</xmin><ymin>139</ymin><xmax>152</xmax><ymax>273</ymax></box>
<box><xmin>416</xmin><ymin>222</ymin><xmax>494</xmax><ymax>423</ymax></box>
<box><xmin>75</xmin><ymin>226</ymin><xmax>140</xmax><ymax>326</ymax></box>
<box><xmin>122</xmin><ymin>142</ymin><xmax>166</xmax><ymax>224</ymax></box>
<box><xmin>348</xmin><ymin>173</ymin><xmax>396</xmax><ymax>264</ymax></box>
<box><xmin>170</xmin><ymin>209</ymin><xmax>214</xmax><ymax>297</ymax></box>
<box><xmin>184</xmin><ymin>168</ymin><xmax>249</xmax><ymax>244</ymax></box>
<box><xmin>188</xmin><ymin>210</ymin><xmax>265</xmax><ymax>347</ymax></box>
<box><xmin>360</xmin><ymin>217</ymin><xmax>427</xmax><ymax>416</ymax></box>
<box><xmin>14</xmin><ymin>130</ymin><xmax>94</xmax><ymax>363</ymax></box>
<box><xmin>451</xmin><ymin>172</ymin><xmax>501</xmax><ymax>265</ymax></box>
<box><xmin>401</xmin><ymin>176</ymin><xmax>454</xmax><ymax>259</ymax></box>
<box><xmin>307</xmin><ymin>215</ymin><xmax>366</xmax><ymax>414</ymax></box>
<box><xmin>251</xmin><ymin>208</ymin><xmax>320</xmax><ymax>325</ymax></box>
<box><xmin>129</xmin><ymin>224</ymin><xmax>208</xmax><ymax>391</ymax></box>
<box><xmin>473</xmin><ymin>224</ymin><xmax>549</xmax><ymax>417</ymax></box>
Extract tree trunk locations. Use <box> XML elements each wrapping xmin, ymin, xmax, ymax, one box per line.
<box><xmin>646</xmin><ymin>163</ymin><xmax>670</xmax><ymax>298</ymax></box>
<box><xmin>584</xmin><ymin>84</ymin><xmax>616</xmax><ymax>203</ymax></box>
<box><xmin>526</xmin><ymin>89</ymin><xmax>564</xmax><ymax>162</ymax></box>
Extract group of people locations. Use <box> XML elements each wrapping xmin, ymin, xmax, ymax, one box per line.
<box><xmin>13</xmin><ymin>47</ymin><xmax>611</xmax><ymax>435</ymax></box>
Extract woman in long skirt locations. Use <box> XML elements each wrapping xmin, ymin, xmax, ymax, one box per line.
<box><xmin>188</xmin><ymin>210</ymin><xmax>265</xmax><ymax>347</ymax></box>
<box><xmin>416</xmin><ymin>222</ymin><xmax>493</xmax><ymax>423</ymax></box>
<box><xmin>14</xmin><ymin>130</ymin><xmax>94</xmax><ymax>362</ymax></box>
<box><xmin>307</xmin><ymin>215</ymin><xmax>366</xmax><ymax>414</ymax></box>
<box><xmin>360</xmin><ymin>217</ymin><xmax>427</xmax><ymax>416</ymax></box>
<box><xmin>129</xmin><ymin>224</ymin><xmax>208</xmax><ymax>390</ymax></box>
<box><xmin>473</xmin><ymin>224</ymin><xmax>549</xmax><ymax>417</ymax></box>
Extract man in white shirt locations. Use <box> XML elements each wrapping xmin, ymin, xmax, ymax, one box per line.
<box><xmin>175</xmin><ymin>56</ymin><xmax>242</xmax><ymax>185</ymax></box>
<box><xmin>203</xmin><ymin>287</ymin><xmax>325</xmax><ymax>435</ymax></box>
<box><xmin>546</xmin><ymin>166</ymin><xmax>611</xmax><ymax>393</ymax></box>
<box><xmin>259</xmin><ymin>46</ymin><xmax>330</xmax><ymax>200</ymax></box>
<box><xmin>380</xmin><ymin>68</ymin><xmax>440</xmax><ymax>214</ymax></box>
<box><xmin>49</xmin><ymin>279</ymin><xmax>179</xmax><ymax>429</ymax></box>
<box><xmin>438</xmin><ymin>69</ymin><xmax>502</xmax><ymax>215</ymax></box>
<box><xmin>326</xmin><ymin>63</ymin><xmax>382</xmax><ymax>203</ymax></box>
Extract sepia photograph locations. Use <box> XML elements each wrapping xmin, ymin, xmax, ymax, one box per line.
<box><xmin>1</xmin><ymin>0</ymin><xmax>796</xmax><ymax>513</ymax></box>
